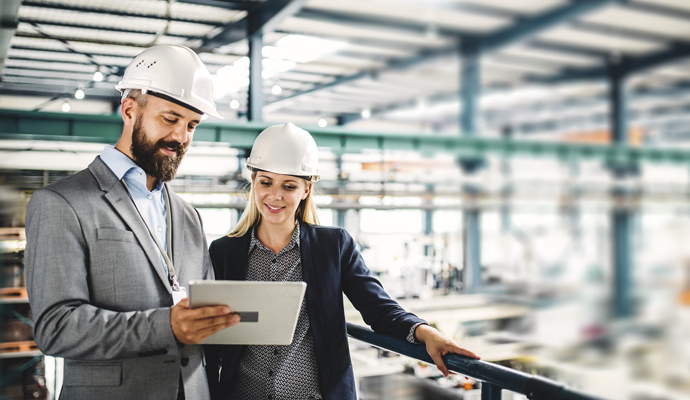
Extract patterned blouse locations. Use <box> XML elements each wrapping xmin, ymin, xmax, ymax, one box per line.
<box><xmin>227</xmin><ymin>224</ymin><xmax>322</xmax><ymax>400</ymax></box>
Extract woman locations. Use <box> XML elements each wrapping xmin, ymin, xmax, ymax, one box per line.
<box><xmin>205</xmin><ymin>123</ymin><xmax>479</xmax><ymax>400</ymax></box>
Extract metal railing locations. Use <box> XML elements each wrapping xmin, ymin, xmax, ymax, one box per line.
<box><xmin>346</xmin><ymin>323</ymin><xmax>606</xmax><ymax>400</ymax></box>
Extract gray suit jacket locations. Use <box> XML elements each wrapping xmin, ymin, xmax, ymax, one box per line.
<box><xmin>25</xmin><ymin>156</ymin><xmax>213</xmax><ymax>400</ymax></box>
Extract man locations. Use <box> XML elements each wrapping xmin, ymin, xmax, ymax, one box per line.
<box><xmin>25</xmin><ymin>45</ymin><xmax>238</xmax><ymax>400</ymax></box>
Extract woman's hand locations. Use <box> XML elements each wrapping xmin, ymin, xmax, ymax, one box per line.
<box><xmin>414</xmin><ymin>324</ymin><xmax>480</xmax><ymax>377</ymax></box>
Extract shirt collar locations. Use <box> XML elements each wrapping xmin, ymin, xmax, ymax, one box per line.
<box><xmin>100</xmin><ymin>145</ymin><xmax>163</xmax><ymax>192</ymax></box>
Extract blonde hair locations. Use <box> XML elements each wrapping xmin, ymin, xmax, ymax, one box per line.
<box><xmin>227</xmin><ymin>171</ymin><xmax>320</xmax><ymax>237</ymax></box>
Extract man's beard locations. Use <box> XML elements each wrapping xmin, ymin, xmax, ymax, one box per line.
<box><xmin>130</xmin><ymin>116</ymin><xmax>187</xmax><ymax>182</ymax></box>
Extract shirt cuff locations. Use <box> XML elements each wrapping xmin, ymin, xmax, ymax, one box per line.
<box><xmin>406</xmin><ymin>322</ymin><xmax>428</xmax><ymax>344</ymax></box>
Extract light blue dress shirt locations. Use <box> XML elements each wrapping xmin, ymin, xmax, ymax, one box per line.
<box><xmin>100</xmin><ymin>145</ymin><xmax>170</xmax><ymax>277</ymax></box>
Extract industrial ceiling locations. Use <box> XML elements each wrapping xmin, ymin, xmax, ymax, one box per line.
<box><xmin>0</xmin><ymin>0</ymin><xmax>689</xmax><ymax>143</ymax></box>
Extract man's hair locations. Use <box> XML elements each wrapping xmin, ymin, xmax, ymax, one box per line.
<box><xmin>125</xmin><ymin>89</ymin><xmax>149</xmax><ymax>108</ymax></box>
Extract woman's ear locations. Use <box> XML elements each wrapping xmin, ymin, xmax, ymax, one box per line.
<box><xmin>302</xmin><ymin>182</ymin><xmax>312</xmax><ymax>200</ymax></box>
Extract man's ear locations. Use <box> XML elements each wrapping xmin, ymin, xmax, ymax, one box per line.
<box><xmin>120</xmin><ymin>97</ymin><xmax>138</xmax><ymax>127</ymax></box>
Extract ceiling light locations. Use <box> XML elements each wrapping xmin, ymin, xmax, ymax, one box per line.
<box><xmin>61</xmin><ymin>100</ymin><xmax>71</xmax><ymax>112</ymax></box>
<box><xmin>318</xmin><ymin>118</ymin><xmax>328</xmax><ymax>128</ymax></box>
<box><xmin>271</xmin><ymin>85</ymin><xmax>282</xmax><ymax>95</ymax></box>
<box><xmin>233</xmin><ymin>57</ymin><xmax>250</xmax><ymax>68</ymax></box>
<box><xmin>262</xmin><ymin>69</ymin><xmax>275</xmax><ymax>79</ymax></box>
<box><xmin>93</xmin><ymin>71</ymin><xmax>104</xmax><ymax>82</ymax></box>
<box><xmin>74</xmin><ymin>89</ymin><xmax>85</xmax><ymax>100</ymax></box>
<box><xmin>230</xmin><ymin>99</ymin><xmax>240</xmax><ymax>109</ymax></box>
<box><xmin>275</xmin><ymin>35</ymin><xmax>347</xmax><ymax>55</ymax></box>
<box><xmin>361</xmin><ymin>108</ymin><xmax>371</xmax><ymax>119</ymax></box>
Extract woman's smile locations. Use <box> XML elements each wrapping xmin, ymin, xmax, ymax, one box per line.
<box><xmin>265</xmin><ymin>204</ymin><xmax>285</xmax><ymax>214</ymax></box>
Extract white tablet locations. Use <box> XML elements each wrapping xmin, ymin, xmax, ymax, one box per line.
<box><xmin>188</xmin><ymin>280</ymin><xmax>307</xmax><ymax>345</ymax></box>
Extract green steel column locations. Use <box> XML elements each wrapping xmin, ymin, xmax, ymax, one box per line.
<box><xmin>569</xmin><ymin>162</ymin><xmax>582</xmax><ymax>241</ymax></box>
<box><xmin>460</xmin><ymin>38</ymin><xmax>482</xmax><ymax>293</ymax></box>
<box><xmin>609</xmin><ymin>59</ymin><xmax>635</xmax><ymax>318</ymax></box>
<box><xmin>424</xmin><ymin>184</ymin><xmax>433</xmax><ymax>257</ymax></box>
<box><xmin>247</xmin><ymin>32</ymin><xmax>264</xmax><ymax>122</ymax></box>
<box><xmin>500</xmin><ymin>126</ymin><xmax>512</xmax><ymax>234</ymax></box>
<box><xmin>336</xmin><ymin>155</ymin><xmax>346</xmax><ymax>228</ymax></box>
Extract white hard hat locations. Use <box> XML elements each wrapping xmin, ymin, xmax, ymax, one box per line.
<box><xmin>246</xmin><ymin>123</ymin><xmax>320</xmax><ymax>182</ymax></box>
<box><xmin>116</xmin><ymin>45</ymin><xmax>222</xmax><ymax>119</ymax></box>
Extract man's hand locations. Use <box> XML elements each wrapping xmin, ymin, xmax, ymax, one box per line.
<box><xmin>415</xmin><ymin>324</ymin><xmax>480</xmax><ymax>377</ymax></box>
<box><xmin>170</xmin><ymin>298</ymin><xmax>240</xmax><ymax>344</ymax></box>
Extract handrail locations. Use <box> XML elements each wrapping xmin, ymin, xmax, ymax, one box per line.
<box><xmin>346</xmin><ymin>323</ymin><xmax>606</xmax><ymax>400</ymax></box>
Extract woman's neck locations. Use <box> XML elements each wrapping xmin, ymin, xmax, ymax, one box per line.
<box><xmin>256</xmin><ymin>220</ymin><xmax>296</xmax><ymax>254</ymax></box>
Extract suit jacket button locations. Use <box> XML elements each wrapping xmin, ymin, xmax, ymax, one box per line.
<box><xmin>181</xmin><ymin>357</ymin><xmax>189</xmax><ymax>367</ymax></box>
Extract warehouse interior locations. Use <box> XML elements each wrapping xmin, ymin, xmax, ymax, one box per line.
<box><xmin>1</xmin><ymin>0</ymin><xmax>690</xmax><ymax>399</ymax></box>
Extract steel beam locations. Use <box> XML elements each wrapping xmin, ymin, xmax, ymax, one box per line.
<box><xmin>463</xmin><ymin>208</ymin><xmax>481</xmax><ymax>293</ymax></box>
<box><xmin>478</xmin><ymin>0</ymin><xmax>618</xmax><ymax>52</ymax></box>
<box><xmin>537</xmin><ymin>42</ymin><xmax>690</xmax><ymax>84</ymax></box>
<box><xmin>612</xmin><ymin>209</ymin><xmax>634</xmax><ymax>318</ymax></box>
<box><xmin>609</xmin><ymin>58</ymin><xmax>635</xmax><ymax>319</ymax></box>
<box><xmin>17</xmin><ymin>17</ymin><xmax>195</xmax><ymax>38</ymax></box>
<box><xmin>609</xmin><ymin>60</ymin><xmax>628</xmax><ymax>146</ymax></box>
<box><xmin>20</xmin><ymin>0</ymin><xmax>228</xmax><ymax>24</ymax></box>
<box><xmin>177</xmin><ymin>0</ymin><xmax>257</xmax><ymax>11</ymax></box>
<box><xmin>198</xmin><ymin>0</ymin><xmax>306</xmax><ymax>50</ymax></box>
<box><xmin>247</xmin><ymin>32</ymin><xmax>263</xmax><ymax>122</ymax></box>
<box><xmin>0</xmin><ymin>0</ymin><xmax>21</xmax><ymax>76</ymax></box>
<box><xmin>271</xmin><ymin>0</ymin><xmax>614</xmax><ymax>118</ymax></box>
<box><xmin>5</xmin><ymin>110</ymin><xmax>690</xmax><ymax>165</ymax></box>
<box><xmin>621</xmin><ymin>0</ymin><xmax>690</xmax><ymax>23</ymax></box>
<box><xmin>461</xmin><ymin>40</ymin><xmax>480</xmax><ymax>137</ymax></box>
<box><xmin>460</xmin><ymin>38</ymin><xmax>483</xmax><ymax>294</ymax></box>
<box><xmin>424</xmin><ymin>184</ymin><xmax>434</xmax><ymax>257</ymax></box>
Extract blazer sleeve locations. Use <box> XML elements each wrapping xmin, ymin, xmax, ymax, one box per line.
<box><xmin>25</xmin><ymin>189</ymin><xmax>179</xmax><ymax>360</ymax></box>
<box><xmin>338</xmin><ymin>229</ymin><xmax>426</xmax><ymax>340</ymax></box>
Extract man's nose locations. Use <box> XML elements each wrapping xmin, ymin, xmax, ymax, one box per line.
<box><xmin>169</xmin><ymin>123</ymin><xmax>189</xmax><ymax>145</ymax></box>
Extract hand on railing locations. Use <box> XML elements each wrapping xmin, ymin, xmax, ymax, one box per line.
<box><xmin>413</xmin><ymin>324</ymin><xmax>480</xmax><ymax>377</ymax></box>
<box><xmin>347</xmin><ymin>323</ymin><xmax>607</xmax><ymax>400</ymax></box>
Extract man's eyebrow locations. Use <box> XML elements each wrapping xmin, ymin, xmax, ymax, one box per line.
<box><xmin>163</xmin><ymin>110</ymin><xmax>200</xmax><ymax>124</ymax></box>
<box><xmin>163</xmin><ymin>110</ymin><xmax>183</xmax><ymax>118</ymax></box>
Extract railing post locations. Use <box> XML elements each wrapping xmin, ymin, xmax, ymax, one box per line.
<box><xmin>481</xmin><ymin>382</ymin><xmax>502</xmax><ymax>400</ymax></box>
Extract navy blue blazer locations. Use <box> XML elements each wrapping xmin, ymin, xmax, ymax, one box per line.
<box><xmin>205</xmin><ymin>222</ymin><xmax>425</xmax><ymax>400</ymax></box>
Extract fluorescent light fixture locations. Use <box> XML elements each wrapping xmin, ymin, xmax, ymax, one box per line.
<box><xmin>263</xmin><ymin>45</ymin><xmax>319</xmax><ymax>64</ymax></box>
<box><xmin>230</xmin><ymin>99</ymin><xmax>240</xmax><ymax>109</ymax></box>
<box><xmin>213</xmin><ymin>65</ymin><xmax>250</xmax><ymax>98</ymax></box>
<box><xmin>318</xmin><ymin>118</ymin><xmax>328</xmax><ymax>128</ymax></box>
<box><xmin>361</xmin><ymin>108</ymin><xmax>371</xmax><ymax>119</ymax></box>
<box><xmin>233</xmin><ymin>57</ymin><xmax>250</xmax><ymax>68</ymax></box>
<box><xmin>262</xmin><ymin>58</ymin><xmax>296</xmax><ymax>73</ymax></box>
<box><xmin>93</xmin><ymin>71</ymin><xmax>104</xmax><ymax>82</ymax></box>
<box><xmin>275</xmin><ymin>35</ymin><xmax>347</xmax><ymax>61</ymax></box>
<box><xmin>61</xmin><ymin>100</ymin><xmax>71</xmax><ymax>112</ymax></box>
<box><xmin>271</xmin><ymin>85</ymin><xmax>282</xmax><ymax>95</ymax></box>
<box><xmin>74</xmin><ymin>89</ymin><xmax>85</xmax><ymax>99</ymax></box>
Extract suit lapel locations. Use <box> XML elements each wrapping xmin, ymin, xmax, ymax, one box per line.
<box><xmin>165</xmin><ymin>183</ymin><xmax>185</xmax><ymax>281</ymax></box>
<box><xmin>90</xmin><ymin>157</ymin><xmax>172</xmax><ymax>294</ymax></box>
<box><xmin>298</xmin><ymin>222</ymin><xmax>330</xmax><ymax>389</ymax></box>
<box><xmin>299</xmin><ymin>222</ymin><xmax>316</xmax><ymax>291</ymax></box>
